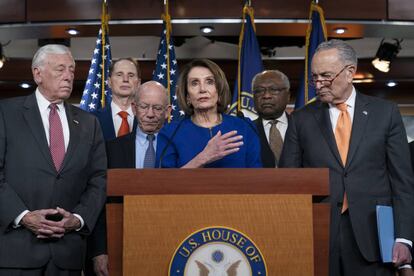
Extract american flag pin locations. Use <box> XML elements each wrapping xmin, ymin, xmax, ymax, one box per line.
<box><xmin>363</xmin><ymin>111</ymin><xmax>368</xmax><ymax>115</ymax></box>
<box><xmin>73</xmin><ymin>120</ymin><xmax>79</xmax><ymax>125</ymax></box>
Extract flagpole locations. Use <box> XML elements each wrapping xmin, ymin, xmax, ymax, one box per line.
<box><xmin>237</xmin><ymin>3</ymin><xmax>256</xmax><ymax>113</ymax></box>
<box><xmin>163</xmin><ymin>0</ymin><xmax>172</xmax><ymax>122</ymax></box>
<box><xmin>101</xmin><ymin>0</ymin><xmax>109</xmax><ymax>108</ymax></box>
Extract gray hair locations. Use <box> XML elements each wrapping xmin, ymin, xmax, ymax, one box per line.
<box><xmin>32</xmin><ymin>44</ymin><xmax>73</xmax><ymax>69</ymax></box>
<box><xmin>314</xmin><ymin>39</ymin><xmax>358</xmax><ymax>67</ymax></box>
<box><xmin>252</xmin><ymin>70</ymin><xmax>290</xmax><ymax>91</ymax></box>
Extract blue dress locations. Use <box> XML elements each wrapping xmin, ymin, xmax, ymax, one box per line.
<box><xmin>155</xmin><ymin>114</ymin><xmax>262</xmax><ymax>168</ymax></box>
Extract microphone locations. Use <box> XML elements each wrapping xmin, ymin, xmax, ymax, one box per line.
<box><xmin>157</xmin><ymin>116</ymin><xmax>187</xmax><ymax>168</ymax></box>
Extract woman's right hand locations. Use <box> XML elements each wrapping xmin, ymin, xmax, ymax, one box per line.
<box><xmin>183</xmin><ymin>130</ymin><xmax>243</xmax><ymax>168</ymax></box>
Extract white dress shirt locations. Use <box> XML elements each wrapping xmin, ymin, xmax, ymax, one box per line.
<box><xmin>111</xmin><ymin>101</ymin><xmax>134</xmax><ymax>135</ymax></box>
<box><xmin>261</xmin><ymin>111</ymin><xmax>289</xmax><ymax>143</ymax></box>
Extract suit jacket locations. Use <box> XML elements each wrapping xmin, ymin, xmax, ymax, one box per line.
<box><xmin>254</xmin><ymin>114</ymin><xmax>289</xmax><ymax>168</ymax></box>
<box><xmin>410</xmin><ymin>141</ymin><xmax>414</xmax><ymax>172</ymax></box>
<box><xmin>279</xmin><ymin>92</ymin><xmax>414</xmax><ymax>263</ymax></box>
<box><xmin>0</xmin><ymin>93</ymin><xmax>106</xmax><ymax>269</ymax></box>
<box><xmin>86</xmin><ymin>132</ymin><xmax>136</xmax><ymax>264</ymax></box>
<box><xmin>93</xmin><ymin>105</ymin><xmax>137</xmax><ymax>141</ymax></box>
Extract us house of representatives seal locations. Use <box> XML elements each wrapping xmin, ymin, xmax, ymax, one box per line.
<box><xmin>169</xmin><ymin>226</ymin><xmax>267</xmax><ymax>276</ymax></box>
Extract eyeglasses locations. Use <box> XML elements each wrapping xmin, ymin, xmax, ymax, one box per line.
<box><xmin>136</xmin><ymin>103</ymin><xmax>166</xmax><ymax>115</ymax></box>
<box><xmin>310</xmin><ymin>65</ymin><xmax>352</xmax><ymax>87</ymax></box>
<box><xmin>253</xmin><ymin>86</ymin><xmax>288</xmax><ymax>96</ymax></box>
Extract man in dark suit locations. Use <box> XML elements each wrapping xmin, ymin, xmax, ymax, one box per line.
<box><xmin>93</xmin><ymin>58</ymin><xmax>141</xmax><ymax>141</ymax></box>
<box><xmin>280</xmin><ymin>39</ymin><xmax>414</xmax><ymax>276</ymax></box>
<box><xmin>0</xmin><ymin>44</ymin><xmax>106</xmax><ymax>275</ymax></box>
<box><xmin>85</xmin><ymin>57</ymin><xmax>141</xmax><ymax>276</ymax></box>
<box><xmin>87</xmin><ymin>80</ymin><xmax>171</xmax><ymax>276</ymax></box>
<box><xmin>252</xmin><ymin>70</ymin><xmax>290</xmax><ymax>167</ymax></box>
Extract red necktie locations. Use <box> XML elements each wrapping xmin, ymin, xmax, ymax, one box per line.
<box><xmin>334</xmin><ymin>102</ymin><xmax>352</xmax><ymax>213</ymax></box>
<box><xmin>117</xmin><ymin>111</ymin><xmax>130</xmax><ymax>137</ymax></box>
<box><xmin>49</xmin><ymin>104</ymin><xmax>65</xmax><ymax>171</ymax></box>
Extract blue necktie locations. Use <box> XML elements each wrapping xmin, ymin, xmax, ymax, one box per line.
<box><xmin>143</xmin><ymin>134</ymin><xmax>155</xmax><ymax>168</ymax></box>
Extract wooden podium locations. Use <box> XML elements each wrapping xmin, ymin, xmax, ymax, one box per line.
<box><xmin>106</xmin><ymin>168</ymin><xmax>330</xmax><ymax>276</ymax></box>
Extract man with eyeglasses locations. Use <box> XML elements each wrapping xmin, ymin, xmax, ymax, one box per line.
<box><xmin>252</xmin><ymin>70</ymin><xmax>290</xmax><ymax>167</ymax></box>
<box><xmin>280</xmin><ymin>39</ymin><xmax>414</xmax><ymax>276</ymax></box>
<box><xmin>86</xmin><ymin>81</ymin><xmax>171</xmax><ymax>276</ymax></box>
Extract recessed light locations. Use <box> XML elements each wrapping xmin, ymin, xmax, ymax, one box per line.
<box><xmin>20</xmin><ymin>83</ymin><xmax>31</xmax><ymax>89</ymax></box>
<box><xmin>334</xmin><ymin>27</ymin><xmax>347</xmax><ymax>35</ymax></box>
<box><xmin>386</xmin><ymin>81</ymin><xmax>397</xmax><ymax>87</ymax></box>
<box><xmin>66</xmin><ymin>28</ymin><xmax>80</xmax><ymax>36</ymax></box>
<box><xmin>200</xmin><ymin>26</ymin><xmax>214</xmax><ymax>34</ymax></box>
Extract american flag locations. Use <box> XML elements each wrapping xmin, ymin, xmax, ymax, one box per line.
<box><xmin>79</xmin><ymin>28</ymin><xmax>112</xmax><ymax>112</ymax></box>
<box><xmin>153</xmin><ymin>22</ymin><xmax>183</xmax><ymax>120</ymax></box>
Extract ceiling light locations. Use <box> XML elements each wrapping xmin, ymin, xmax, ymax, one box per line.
<box><xmin>20</xmin><ymin>83</ymin><xmax>31</xmax><ymax>89</ymax></box>
<box><xmin>372</xmin><ymin>39</ymin><xmax>402</xmax><ymax>73</ymax></box>
<box><xmin>66</xmin><ymin>28</ymin><xmax>80</xmax><ymax>36</ymax></box>
<box><xmin>386</xmin><ymin>81</ymin><xmax>397</xmax><ymax>87</ymax></box>
<box><xmin>372</xmin><ymin>58</ymin><xmax>390</xmax><ymax>73</ymax></box>
<box><xmin>200</xmin><ymin>26</ymin><xmax>214</xmax><ymax>34</ymax></box>
<box><xmin>334</xmin><ymin>27</ymin><xmax>347</xmax><ymax>34</ymax></box>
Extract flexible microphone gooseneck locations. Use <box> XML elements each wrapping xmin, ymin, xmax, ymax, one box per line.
<box><xmin>158</xmin><ymin>116</ymin><xmax>187</xmax><ymax>168</ymax></box>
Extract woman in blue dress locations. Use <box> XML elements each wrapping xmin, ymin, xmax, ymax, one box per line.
<box><xmin>156</xmin><ymin>59</ymin><xmax>262</xmax><ymax>168</ymax></box>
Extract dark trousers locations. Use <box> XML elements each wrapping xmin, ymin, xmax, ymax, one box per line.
<box><xmin>0</xmin><ymin>261</ymin><xmax>81</xmax><ymax>276</ymax></box>
<box><xmin>330</xmin><ymin>211</ymin><xmax>394</xmax><ymax>276</ymax></box>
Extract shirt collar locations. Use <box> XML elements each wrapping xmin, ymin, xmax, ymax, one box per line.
<box><xmin>111</xmin><ymin>102</ymin><xmax>133</xmax><ymax>117</ymax></box>
<box><xmin>262</xmin><ymin>111</ymin><xmax>288</xmax><ymax>126</ymax></box>
<box><xmin>135</xmin><ymin>126</ymin><xmax>158</xmax><ymax>146</ymax></box>
<box><xmin>328</xmin><ymin>86</ymin><xmax>356</xmax><ymax>109</ymax></box>
<box><xmin>35</xmin><ymin>88</ymin><xmax>65</xmax><ymax>111</ymax></box>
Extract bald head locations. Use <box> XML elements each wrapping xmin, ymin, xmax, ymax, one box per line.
<box><xmin>133</xmin><ymin>81</ymin><xmax>171</xmax><ymax>134</ymax></box>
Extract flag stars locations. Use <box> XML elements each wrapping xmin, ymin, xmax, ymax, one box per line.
<box><xmin>91</xmin><ymin>92</ymin><xmax>98</xmax><ymax>99</ymax></box>
<box><xmin>88</xmin><ymin>103</ymin><xmax>96</xmax><ymax>110</ymax></box>
<box><xmin>157</xmin><ymin>73</ymin><xmax>164</xmax><ymax>79</ymax></box>
<box><xmin>94</xmin><ymin>82</ymin><xmax>101</xmax><ymax>89</ymax></box>
<box><xmin>161</xmin><ymin>63</ymin><xmax>167</xmax><ymax>69</ymax></box>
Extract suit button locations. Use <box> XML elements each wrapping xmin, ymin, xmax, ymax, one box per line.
<box><xmin>344</xmin><ymin>172</ymin><xmax>348</xmax><ymax>177</ymax></box>
<box><xmin>56</xmin><ymin>174</ymin><xmax>61</xmax><ymax>180</ymax></box>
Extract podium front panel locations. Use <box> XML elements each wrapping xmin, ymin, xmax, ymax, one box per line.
<box><xmin>123</xmin><ymin>194</ymin><xmax>314</xmax><ymax>275</ymax></box>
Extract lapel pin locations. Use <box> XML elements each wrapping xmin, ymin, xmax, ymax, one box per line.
<box><xmin>362</xmin><ymin>111</ymin><xmax>368</xmax><ymax>115</ymax></box>
<box><xmin>73</xmin><ymin>119</ymin><xmax>79</xmax><ymax>125</ymax></box>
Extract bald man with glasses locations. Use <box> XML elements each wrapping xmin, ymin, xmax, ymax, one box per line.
<box><xmin>280</xmin><ymin>39</ymin><xmax>414</xmax><ymax>276</ymax></box>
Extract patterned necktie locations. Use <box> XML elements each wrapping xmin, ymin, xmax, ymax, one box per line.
<box><xmin>143</xmin><ymin>134</ymin><xmax>156</xmax><ymax>168</ymax></box>
<box><xmin>334</xmin><ymin>102</ymin><xmax>352</xmax><ymax>213</ymax></box>
<box><xmin>49</xmin><ymin>104</ymin><xmax>65</xmax><ymax>171</ymax></box>
<box><xmin>117</xmin><ymin>111</ymin><xmax>130</xmax><ymax>137</ymax></box>
<box><xmin>269</xmin><ymin>120</ymin><xmax>284</xmax><ymax>167</ymax></box>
